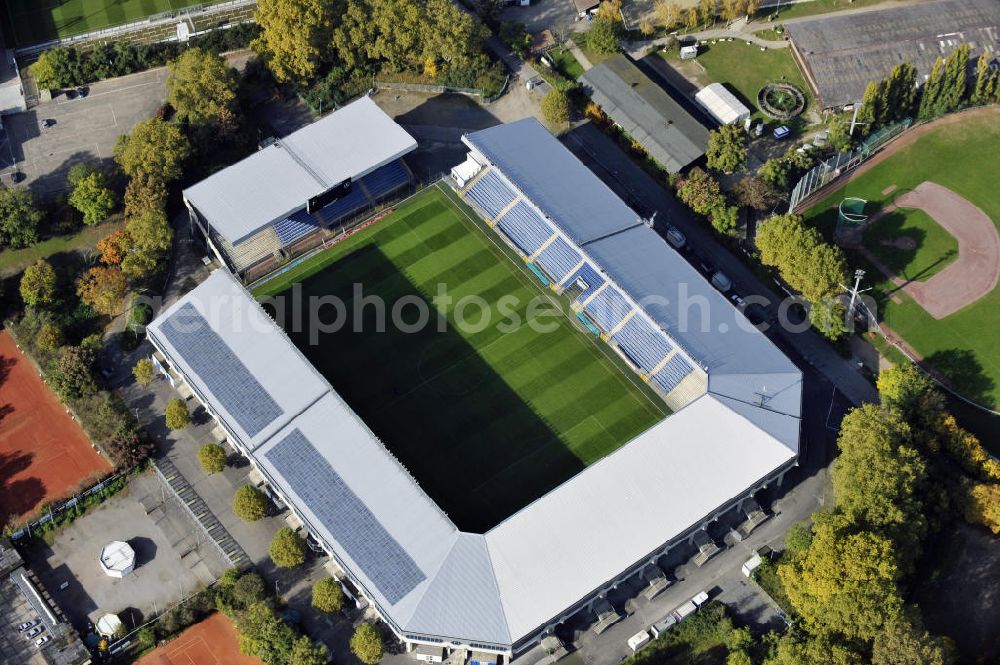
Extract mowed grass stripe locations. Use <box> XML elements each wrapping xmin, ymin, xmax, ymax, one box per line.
<box><xmin>266</xmin><ymin>186</ymin><xmax>667</xmax><ymax>529</ymax></box>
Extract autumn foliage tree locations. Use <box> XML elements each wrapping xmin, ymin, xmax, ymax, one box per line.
<box><xmin>706</xmin><ymin>125</ymin><xmax>748</xmax><ymax>173</ymax></box>
<box><xmin>114</xmin><ymin>118</ymin><xmax>190</xmax><ymax>183</ymax></box>
<box><xmin>253</xmin><ymin>0</ymin><xmax>335</xmax><ymax>83</ymax></box>
<box><xmin>77</xmin><ymin>266</ymin><xmax>127</xmax><ymax>316</ymax></box>
<box><xmin>20</xmin><ymin>259</ymin><xmax>59</xmax><ymax>309</ymax></box>
<box><xmin>167</xmin><ymin>48</ymin><xmax>239</xmax><ymax>124</ymax></box>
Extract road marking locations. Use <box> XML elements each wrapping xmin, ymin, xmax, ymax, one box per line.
<box><xmin>55</xmin><ymin>79</ymin><xmax>157</xmax><ymax>105</ymax></box>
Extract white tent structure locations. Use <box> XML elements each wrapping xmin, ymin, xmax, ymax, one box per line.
<box><xmin>695</xmin><ymin>83</ymin><xmax>751</xmax><ymax>126</ymax></box>
<box><xmin>96</xmin><ymin>613</ymin><xmax>123</xmax><ymax>638</ymax></box>
<box><xmin>99</xmin><ymin>541</ymin><xmax>135</xmax><ymax>578</ymax></box>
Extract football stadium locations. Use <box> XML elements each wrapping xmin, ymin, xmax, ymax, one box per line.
<box><xmin>151</xmin><ymin>102</ymin><xmax>802</xmax><ymax>659</ymax></box>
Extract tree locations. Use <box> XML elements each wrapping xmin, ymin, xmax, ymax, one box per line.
<box><xmin>49</xmin><ymin>346</ymin><xmax>98</xmax><ymax>401</ymax></box>
<box><xmin>253</xmin><ymin>0</ymin><xmax>336</xmax><ymax>83</ymax></box>
<box><xmin>232</xmin><ymin>485</ymin><xmax>269</xmax><ymax>521</ymax></box>
<box><xmin>871</xmin><ymin>617</ymin><xmax>954</xmax><ymax>665</ymax></box>
<box><xmin>654</xmin><ymin>1</ymin><xmax>683</xmax><ymax>29</ymax></box>
<box><xmin>685</xmin><ymin>6</ymin><xmax>699</xmax><ymax>30</ymax></box>
<box><xmin>76</xmin><ymin>266</ymin><xmax>127</xmax><ymax>316</ymax></box>
<box><xmin>779</xmin><ymin>514</ymin><xmax>904</xmax><ymax>640</ymax></box>
<box><xmin>877</xmin><ymin>363</ymin><xmax>934</xmax><ymax>416</ymax></box>
<box><xmin>586</xmin><ymin>18</ymin><xmax>620</xmax><ymax>54</ymax></box>
<box><xmin>756</xmin><ymin>213</ymin><xmax>847</xmax><ymax>304</ymax></box>
<box><xmin>710</xmin><ymin>205</ymin><xmax>739</xmax><ymax>236</ymax></box>
<box><xmin>312</xmin><ymin>578</ymin><xmax>345</xmax><ymax>613</ymax></box>
<box><xmin>734</xmin><ymin>175</ymin><xmax>781</xmax><ymax>211</ymax></box>
<box><xmin>541</xmin><ymin>89</ymin><xmax>571</xmax><ymax>125</ymax></box>
<box><xmin>766</xmin><ymin>631</ymin><xmax>864</xmax><ymax>665</ymax></box>
<box><xmin>498</xmin><ymin>22</ymin><xmax>531</xmax><ymax>59</ymax></box>
<box><xmin>727</xmin><ymin>651</ymin><xmax>753</xmax><ymax>665</ymax></box>
<box><xmin>237</xmin><ymin>601</ymin><xmax>297</xmax><ymax>664</ymax></box>
<box><xmin>114</xmin><ymin>118</ymin><xmax>190</xmax><ymax>183</ymax></box>
<box><xmin>962</xmin><ymin>479</ymin><xmax>1000</xmax><ymax>535</ymax></box>
<box><xmin>124</xmin><ymin>176</ymin><xmax>168</xmax><ymax>220</ymax></box>
<box><xmin>721</xmin><ymin>0</ymin><xmax>745</xmax><ymax>23</ymax></box>
<box><xmin>167</xmin><ymin>48</ymin><xmax>238</xmax><ymax>124</ymax></box>
<box><xmin>676</xmin><ymin>167</ymin><xmax>726</xmax><ymax>216</ymax></box>
<box><xmin>855</xmin><ymin>79</ymin><xmax>881</xmax><ymax>130</ymax></box>
<box><xmin>833</xmin><ymin>404</ymin><xmax>927</xmax><ymax>556</ymax></box>
<box><xmin>759</xmin><ymin>157</ymin><xmax>794</xmax><ymax>191</ymax></box>
<box><xmin>698</xmin><ymin>0</ymin><xmax>715</xmax><ymax>27</ymax></box>
<box><xmin>123</xmin><ymin>207</ymin><xmax>173</xmax><ymax>281</ymax></box>
<box><xmin>230</xmin><ymin>571</ymin><xmax>267</xmax><ymax>609</ymax></box>
<box><xmin>133</xmin><ymin>358</ymin><xmax>155</xmax><ymax>387</ymax></box>
<box><xmin>972</xmin><ymin>51</ymin><xmax>999</xmax><ymax>104</ymax></box>
<box><xmin>31</xmin><ymin>49</ymin><xmax>75</xmax><ymax>90</ymax></box>
<box><xmin>827</xmin><ymin>115</ymin><xmax>853</xmax><ymax>152</ymax></box>
<box><xmin>198</xmin><ymin>443</ymin><xmax>227</xmax><ymax>474</ymax></box>
<box><xmin>917</xmin><ymin>56</ymin><xmax>945</xmax><ymax>120</ymax></box>
<box><xmin>936</xmin><ymin>44</ymin><xmax>971</xmax><ymax>114</ymax></box>
<box><xmin>20</xmin><ymin>260</ymin><xmax>58</xmax><ymax>308</ymax></box>
<box><xmin>0</xmin><ymin>187</ymin><xmax>43</xmax><ymax>248</ymax></box>
<box><xmin>290</xmin><ymin>636</ymin><xmax>329</xmax><ymax>665</ymax></box>
<box><xmin>350</xmin><ymin>623</ymin><xmax>384</xmax><ymax>664</ymax></box>
<box><xmin>744</xmin><ymin>0</ymin><xmax>761</xmax><ymax>19</ymax></box>
<box><xmin>68</xmin><ymin>165</ymin><xmax>116</xmax><ymax>225</ymax></box>
<box><xmin>269</xmin><ymin>527</ymin><xmax>307</xmax><ymax>568</ymax></box>
<box><xmin>165</xmin><ymin>397</ymin><xmax>190</xmax><ymax>430</ymax></box>
<box><xmin>595</xmin><ymin>0</ymin><xmax>623</xmax><ymax>22</ymax></box>
<box><xmin>882</xmin><ymin>63</ymin><xmax>917</xmax><ymax>123</ymax></box>
<box><xmin>37</xmin><ymin>322</ymin><xmax>64</xmax><ymax>354</ymax></box>
<box><xmin>96</xmin><ymin>230</ymin><xmax>131</xmax><ymax>266</ymax></box>
<box><xmin>706</xmin><ymin>125</ymin><xmax>747</xmax><ymax>173</ymax></box>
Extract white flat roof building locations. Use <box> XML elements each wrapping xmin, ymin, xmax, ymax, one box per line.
<box><xmin>695</xmin><ymin>83</ymin><xmax>752</xmax><ymax>126</ymax></box>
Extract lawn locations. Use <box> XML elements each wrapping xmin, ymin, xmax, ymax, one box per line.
<box><xmin>756</xmin><ymin>0</ymin><xmax>894</xmax><ymax>21</ymax></box>
<box><xmin>2</xmin><ymin>0</ymin><xmax>226</xmax><ymax>46</ymax></box>
<box><xmin>803</xmin><ymin>110</ymin><xmax>1000</xmax><ymax>408</ymax></box>
<box><xmin>0</xmin><ymin>219</ymin><xmax>123</xmax><ymax>277</ymax></box>
<box><xmin>862</xmin><ymin>207</ymin><xmax>958</xmax><ymax>281</ymax></box>
<box><xmin>256</xmin><ymin>185</ymin><xmax>667</xmax><ymax>531</ymax></box>
<box><xmin>660</xmin><ymin>41</ymin><xmax>812</xmax><ymax>123</ymax></box>
<box><xmin>547</xmin><ymin>46</ymin><xmax>585</xmax><ymax>80</ymax></box>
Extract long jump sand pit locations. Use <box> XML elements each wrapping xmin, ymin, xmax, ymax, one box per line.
<box><xmin>135</xmin><ymin>613</ymin><xmax>263</xmax><ymax>665</ymax></box>
<box><xmin>861</xmin><ymin>181</ymin><xmax>1000</xmax><ymax>319</ymax></box>
<box><xmin>0</xmin><ymin>331</ymin><xmax>112</xmax><ymax>526</ymax></box>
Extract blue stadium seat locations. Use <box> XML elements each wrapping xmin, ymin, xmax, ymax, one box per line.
<box><xmin>584</xmin><ymin>286</ymin><xmax>633</xmax><ymax>332</ymax></box>
<box><xmin>535</xmin><ymin>236</ymin><xmax>581</xmax><ymax>283</ymax></box>
<box><xmin>465</xmin><ymin>169</ymin><xmax>518</xmax><ymax>219</ymax></box>
<box><xmin>612</xmin><ymin>315</ymin><xmax>673</xmax><ymax>374</ymax></box>
<box><xmin>361</xmin><ymin>160</ymin><xmax>410</xmax><ymax>199</ymax></box>
<box><xmin>312</xmin><ymin>184</ymin><xmax>369</xmax><ymax>226</ymax></box>
<box><xmin>652</xmin><ymin>353</ymin><xmax>694</xmax><ymax>393</ymax></box>
<box><xmin>496</xmin><ymin>201</ymin><xmax>553</xmax><ymax>255</ymax></box>
<box><xmin>565</xmin><ymin>262</ymin><xmax>606</xmax><ymax>302</ymax></box>
<box><xmin>273</xmin><ymin>209</ymin><xmax>321</xmax><ymax>247</ymax></box>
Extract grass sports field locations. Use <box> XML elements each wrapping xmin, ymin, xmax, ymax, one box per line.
<box><xmin>1</xmin><ymin>0</ymin><xmax>223</xmax><ymax>46</ymax></box>
<box><xmin>256</xmin><ymin>185</ymin><xmax>668</xmax><ymax>531</ymax></box>
<box><xmin>862</xmin><ymin>207</ymin><xmax>958</xmax><ymax>281</ymax></box>
<box><xmin>804</xmin><ymin>110</ymin><xmax>1000</xmax><ymax>408</ymax></box>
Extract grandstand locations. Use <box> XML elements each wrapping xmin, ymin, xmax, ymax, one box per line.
<box><xmin>183</xmin><ymin>96</ymin><xmax>416</xmax><ymax>278</ymax></box>
<box><xmin>150</xmin><ymin>118</ymin><xmax>802</xmax><ymax>660</ymax></box>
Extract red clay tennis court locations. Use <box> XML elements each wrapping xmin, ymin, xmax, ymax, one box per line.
<box><xmin>135</xmin><ymin>612</ymin><xmax>263</xmax><ymax>665</ymax></box>
<box><xmin>0</xmin><ymin>330</ymin><xmax>112</xmax><ymax>526</ymax></box>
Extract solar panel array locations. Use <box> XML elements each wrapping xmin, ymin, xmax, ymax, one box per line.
<box><xmin>265</xmin><ymin>429</ymin><xmax>427</xmax><ymax>604</ymax></box>
<box><xmin>159</xmin><ymin>303</ymin><xmax>283</xmax><ymax>437</ymax></box>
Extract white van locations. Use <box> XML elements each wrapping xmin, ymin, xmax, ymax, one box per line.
<box><xmin>650</xmin><ymin>615</ymin><xmax>677</xmax><ymax>638</ymax></box>
<box><xmin>666</xmin><ymin>226</ymin><xmax>687</xmax><ymax>250</ymax></box>
<box><xmin>627</xmin><ymin>630</ymin><xmax>651</xmax><ymax>652</ymax></box>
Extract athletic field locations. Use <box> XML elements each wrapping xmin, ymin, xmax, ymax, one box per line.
<box><xmin>1</xmin><ymin>0</ymin><xmax>224</xmax><ymax>46</ymax></box>
<box><xmin>257</xmin><ymin>185</ymin><xmax>668</xmax><ymax>531</ymax></box>
<box><xmin>804</xmin><ymin>109</ymin><xmax>1000</xmax><ymax>408</ymax></box>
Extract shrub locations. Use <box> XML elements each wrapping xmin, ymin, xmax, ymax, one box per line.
<box><xmin>269</xmin><ymin>528</ymin><xmax>307</xmax><ymax>568</ymax></box>
<box><xmin>586</xmin><ymin>18</ymin><xmax>620</xmax><ymax>54</ymax></box>
<box><xmin>133</xmin><ymin>358</ymin><xmax>155</xmax><ymax>387</ymax></box>
<box><xmin>231</xmin><ymin>572</ymin><xmax>267</xmax><ymax>609</ymax></box>
<box><xmin>232</xmin><ymin>485</ymin><xmax>269</xmax><ymax>521</ymax></box>
<box><xmin>165</xmin><ymin>398</ymin><xmax>190</xmax><ymax>430</ymax></box>
<box><xmin>312</xmin><ymin>578</ymin><xmax>345</xmax><ymax>613</ymax></box>
<box><xmin>350</xmin><ymin>622</ymin><xmax>384</xmax><ymax>664</ymax></box>
<box><xmin>541</xmin><ymin>88</ymin><xmax>571</xmax><ymax>125</ymax></box>
<box><xmin>198</xmin><ymin>443</ymin><xmax>227</xmax><ymax>474</ymax></box>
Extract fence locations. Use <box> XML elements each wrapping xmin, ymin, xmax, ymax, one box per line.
<box><xmin>14</xmin><ymin>0</ymin><xmax>257</xmax><ymax>56</ymax></box>
<box><xmin>788</xmin><ymin>117</ymin><xmax>912</xmax><ymax>212</ymax></box>
<box><xmin>8</xmin><ymin>469</ymin><xmax>131</xmax><ymax>541</ymax></box>
<box><xmin>374</xmin><ymin>75</ymin><xmax>509</xmax><ymax>103</ymax></box>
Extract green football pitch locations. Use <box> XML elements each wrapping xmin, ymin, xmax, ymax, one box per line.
<box><xmin>804</xmin><ymin>110</ymin><xmax>1000</xmax><ymax>409</ymax></box>
<box><xmin>2</xmin><ymin>0</ymin><xmax>224</xmax><ymax>47</ymax></box>
<box><xmin>256</xmin><ymin>185</ymin><xmax>668</xmax><ymax>531</ymax></box>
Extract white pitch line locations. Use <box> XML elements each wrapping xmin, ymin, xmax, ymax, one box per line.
<box><xmin>55</xmin><ymin>79</ymin><xmax>157</xmax><ymax>105</ymax></box>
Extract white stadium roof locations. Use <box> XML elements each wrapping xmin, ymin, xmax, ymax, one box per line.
<box><xmin>183</xmin><ymin>96</ymin><xmax>417</xmax><ymax>244</ymax></box>
<box><xmin>151</xmin><ymin>119</ymin><xmax>801</xmax><ymax>652</ymax></box>
<box><xmin>695</xmin><ymin>83</ymin><xmax>751</xmax><ymax>126</ymax></box>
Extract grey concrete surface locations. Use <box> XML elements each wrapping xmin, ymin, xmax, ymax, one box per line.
<box><xmin>0</xmin><ymin>67</ymin><xmax>169</xmax><ymax>198</ymax></box>
<box><xmin>21</xmin><ymin>472</ymin><xmax>229</xmax><ymax>634</ymax></box>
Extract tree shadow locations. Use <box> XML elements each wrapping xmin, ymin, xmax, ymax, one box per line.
<box><xmin>925</xmin><ymin>349</ymin><xmax>996</xmax><ymax>406</ymax></box>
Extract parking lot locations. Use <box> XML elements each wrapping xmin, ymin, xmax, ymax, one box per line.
<box><xmin>21</xmin><ymin>471</ymin><xmax>229</xmax><ymax>634</ymax></box>
<box><xmin>0</xmin><ymin>577</ymin><xmax>47</xmax><ymax>665</ymax></box>
<box><xmin>0</xmin><ymin>67</ymin><xmax>168</xmax><ymax>199</ymax></box>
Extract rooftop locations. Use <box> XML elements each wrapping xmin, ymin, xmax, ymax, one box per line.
<box><xmin>786</xmin><ymin>0</ymin><xmax>1000</xmax><ymax>107</ymax></box>
<box><xmin>580</xmin><ymin>55</ymin><xmax>709</xmax><ymax>172</ymax></box>
<box><xmin>183</xmin><ymin>96</ymin><xmax>417</xmax><ymax>244</ymax></box>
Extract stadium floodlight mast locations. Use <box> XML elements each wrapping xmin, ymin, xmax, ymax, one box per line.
<box><xmin>842</xmin><ymin>269</ymin><xmax>871</xmax><ymax>325</ymax></box>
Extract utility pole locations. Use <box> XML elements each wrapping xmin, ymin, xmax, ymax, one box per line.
<box><xmin>842</xmin><ymin>269</ymin><xmax>872</xmax><ymax>330</ymax></box>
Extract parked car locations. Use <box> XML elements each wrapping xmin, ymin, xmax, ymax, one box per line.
<box><xmin>77</xmin><ymin>86</ymin><xmax>89</xmax><ymax>98</ymax></box>
<box><xmin>772</xmin><ymin>125</ymin><xmax>791</xmax><ymax>140</ymax></box>
<box><xmin>34</xmin><ymin>635</ymin><xmax>50</xmax><ymax>647</ymax></box>
<box><xmin>729</xmin><ymin>292</ymin><xmax>745</xmax><ymax>307</ymax></box>
<box><xmin>17</xmin><ymin>619</ymin><xmax>38</xmax><ymax>632</ymax></box>
<box><xmin>40</xmin><ymin>118</ymin><xmax>55</xmax><ymax>128</ymax></box>
<box><xmin>26</xmin><ymin>626</ymin><xmax>44</xmax><ymax>638</ymax></box>
<box><xmin>665</xmin><ymin>226</ymin><xmax>687</xmax><ymax>250</ymax></box>
<box><xmin>711</xmin><ymin>271</ymin><xmax>732</xmax><ymax>293</ymax></box>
